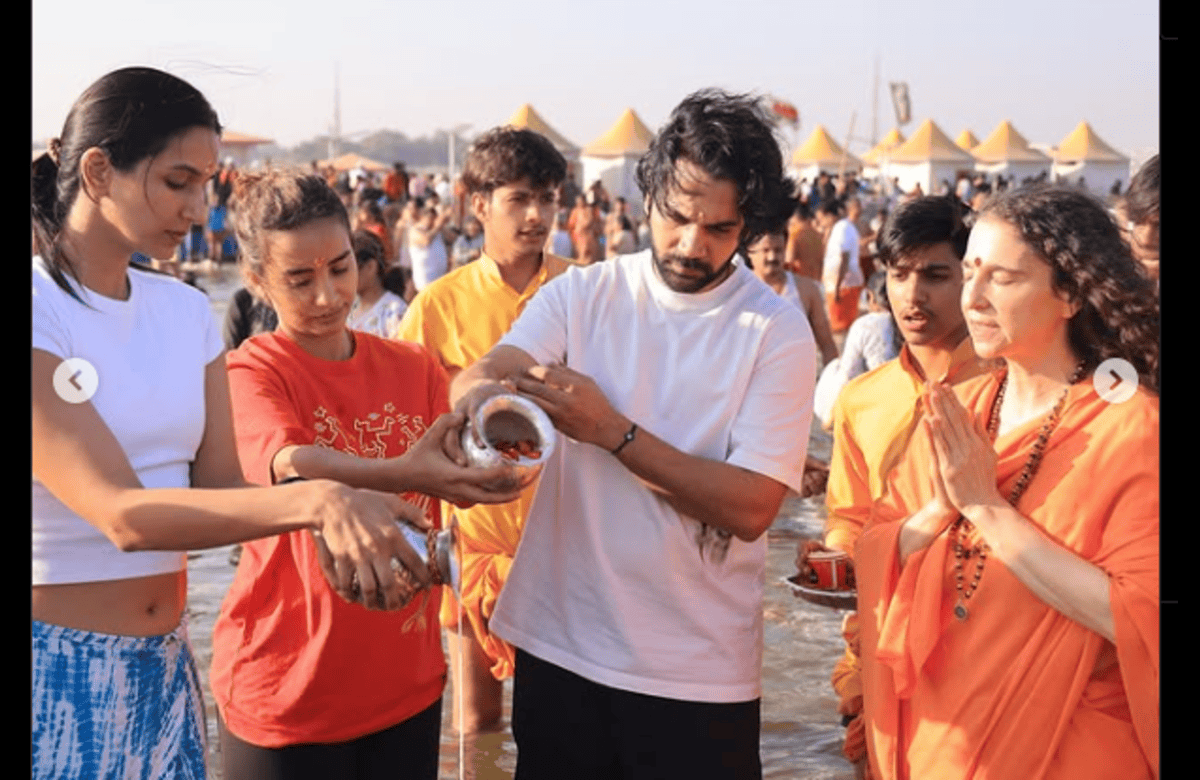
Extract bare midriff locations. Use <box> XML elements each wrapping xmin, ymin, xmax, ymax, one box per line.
<box><xmin>32</xmin><ymin>571</ymin><xmax>187</xmax><ymax>637</ymax></box>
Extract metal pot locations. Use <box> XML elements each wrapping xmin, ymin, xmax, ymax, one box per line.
<box><xmin>349</xmin><ymin>520</ymin><xmax>460</xmax><ymax>607</ymax></box>
<box><xmin>460</xmin><ymin>393</ymin><xmax>556</xmax><ymax>485</ymax></box>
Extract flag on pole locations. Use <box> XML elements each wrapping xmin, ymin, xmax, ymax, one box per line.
<box><xmin>889</xmin><ymin>82</ymin><xmax>911</xmax><ymax>126</ymax></box>
<box><xmin>765</xmin><ymin>96</ymin><xmax>800</xmax><ymax>128</ymax></box>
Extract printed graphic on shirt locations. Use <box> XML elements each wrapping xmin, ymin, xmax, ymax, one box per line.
<box><xmin>310</xmin><ymin>404</ymin><xmax>436</xmax><ymax>526</ymax></box>
<box><xmin>309</xmin><ymin>402</ymin><xmax>438</xmax><ymax>633</ymax></box>
<box><xmin>692</xmin><ymin>520</ymin><xmax>733</xmax><ymax>564</ymax></box>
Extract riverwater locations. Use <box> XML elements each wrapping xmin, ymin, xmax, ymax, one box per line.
<box><xmin>190</xmin><ymin>265</ymin><xmax>855</xmax><ymax>780</ymax></box>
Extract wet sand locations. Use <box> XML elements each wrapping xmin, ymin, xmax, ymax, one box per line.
<box><xmin>190</xmin><ymin>266</ymin><xmax>855</xmax><ymax>779</ymax></box>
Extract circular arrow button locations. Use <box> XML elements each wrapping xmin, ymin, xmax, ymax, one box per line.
<box><xmin>1093</xmin><ymin>358</ymin><xmax>1138</xmax><ymax>404</ymax></box>
<box><xmin>52</xmin><ymin>358</ymin><xmax>99</xmax><ymax>404</ymax></box>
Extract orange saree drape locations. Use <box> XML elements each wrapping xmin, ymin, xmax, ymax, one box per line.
<box><xmin>856</xmin><ymin>374</ymin><xmax>1158</xmax><ymax>780</ymax></box>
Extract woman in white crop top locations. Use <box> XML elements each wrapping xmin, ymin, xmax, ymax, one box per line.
<box><xmin>30</xmin><ymin>67</ymin><xmax>489</xmax><ymax>780</ymax></box>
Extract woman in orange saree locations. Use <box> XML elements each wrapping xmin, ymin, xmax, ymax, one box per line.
<box><xmin>856</xmin><ymin>186</ymin><xmax>1159</xmax><ymax>780</ymax></box>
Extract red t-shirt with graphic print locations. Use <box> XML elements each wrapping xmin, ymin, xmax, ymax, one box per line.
<box><xmin>211</xmin><ymin>330</ymin><xmax>448</xmax><ymax>747</ymax></box>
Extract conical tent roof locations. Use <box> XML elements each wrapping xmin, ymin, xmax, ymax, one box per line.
<box><xmin>955</xmin><ymin>130</ymin><xmax>979</xmax><ymax>151</ymax></box>
<box><xmin>221</xmin><ymin>129</ymin><xmax>275</xmax><ymax>146</ymax></box>
<box><xmin>323</xmin><ymin>152</ymin><xmax>389</xmax><ymax>172</ymax></box>
<box><xmin>861</xmin><ymin>128</ymin><xmax>906</xmax><ymax>165</ymax></box>
<box><xmin>506</xmin><ymin>104</ymin><xmax>578</xmax><ymax>153</ymax></box>
<box><xmin>1053</xmin><ymin>121</ymin><xmax>1127</xmax><ymax>162</ymax></box>
<box><xmin>889</xmin><ymin>119</ymin><xmax>975</xmax><ymax>163</ymax></box>
<box><xmin>972</xmin><ymin>120</ymin><xmax>1050</xmax><ymax>163</ymax></box>
<box><xmin>790</xmin><ymin>125</ymin><xmax>861</xmax><ymax>169</ymax></box>
<box><xmin>583</xmin><ymin>108</ymin><xmax>655</xmax><ymax>157</ymax></box>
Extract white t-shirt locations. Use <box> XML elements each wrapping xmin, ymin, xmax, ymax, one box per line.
<box><xmin>348</xmin><ymin>290</ymin><xmax>408</xmax><ymax>338</ymax></box>
<box><xmin>492</xmin><ymin>250</ymin><xmax>815</xmax><ymax>702</ymax></box>
<box><xmin>813</xmin><ymin>310</ymin><xmax>899</xmax><ymax>427</ymax></box>
<box><xmin>550</xmin><ymin>229</ymin><xmax>574</xmax><ymax>259</ymax></box>
<box><xmin>822</xmin><ymin>218</ymin><xmax>863</xmax><ymax>291</ymax></box>
<box><xmin>32</xmin><ymin>257</ymin><xmax>223</xmax><ymax>585</ymax></box>
<box><xmin>451</xmin><ymin>233</ymin><xmax>485</xmax><ymax>269</ymax></box>
<box><xmin>409</xmin><ymin>237</ymin><xmax>448</xmax><ymax>292</ymax></box>
<box><xmin>778</xmin><ymin>272</ymin><xmax>804</xmax><ymax>310</ymax></box>
<box><xmin>839</xmin><ymin>310</ymin><xmax>899</xmax><ymax>379</ymax></box>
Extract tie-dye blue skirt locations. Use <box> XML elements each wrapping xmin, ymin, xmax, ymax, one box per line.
<box><xmin>32</xmin><ymin>619</ymin><xmax>207</xmax><ymax>780</ymax></box>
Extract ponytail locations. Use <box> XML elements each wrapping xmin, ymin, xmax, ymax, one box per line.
<box><xmin>31</xmin><ymin>147</ymin><xmax>89</xmax><ymax>303</ymax></box>
<box><xmin>31</xmin><ymin>150</ymin><xmax>61</xmax><ymax>250</ymax></box>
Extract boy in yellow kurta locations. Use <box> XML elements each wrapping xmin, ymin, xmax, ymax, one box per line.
<box><xmin>394</xmin><ymin>126</ymin><xmax>574</xmax><ymax>732</ymax></box>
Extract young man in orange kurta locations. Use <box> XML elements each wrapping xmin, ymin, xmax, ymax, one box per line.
<box><xmin>801</xmin><ymin>195</ymin><xmax>988</xmax><ymax>777</ymax></box>
<box><xmin>394</xmin><ymin>126</ymin><xmax>575</xmax><ymax>732</ymax></box>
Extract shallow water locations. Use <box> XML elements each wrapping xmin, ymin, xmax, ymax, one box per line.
<box><xmin>192</xmin><ymin>267</ymin><xmax>855</xmax><ymax>779</ymax></box>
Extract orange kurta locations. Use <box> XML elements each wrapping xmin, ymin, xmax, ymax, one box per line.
<box><xmin>856</xmin><ymin>372</ymin><xmax>1158</xmax><ymax>780</ymax></box>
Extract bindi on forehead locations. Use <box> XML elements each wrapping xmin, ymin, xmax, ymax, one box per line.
<box><xmin>263</xmin><ymin>224</ymin><xmax>352</xmax><ymax>270</ymax></box>
<box><xmin>279</xmin><ymin>250</ymin><xmax>351</xmax><ymax>271</ymax></box>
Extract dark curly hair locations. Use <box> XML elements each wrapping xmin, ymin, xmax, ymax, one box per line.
<box><xmin>635</xmin><ymin>89</ymin><xmax>794</xmax><ymax>248</ymax></box>
<box><xmin>229</xmin><ymin>168</ymin><xmax>350</xmax><ymax>281</ymax></box>
<box><xmin>460</xmin><ymin>126</ymin><xmax>567</xmax><ymax>198</ymax></box>
<box><xmin>1124</xmin><ymin>154</ymin><xmax>1159</xmax><ymax>226</ymax></box>
<box><xmin>977</xmin><ymin>185</ymin><xmax>1159</xmax><ymax>391</ymax></box>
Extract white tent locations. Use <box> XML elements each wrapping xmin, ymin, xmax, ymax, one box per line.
<box><xmin>955</xmin><ymin>129</ymin><xmax>980</xmax><ymax>152</ymax></box>
<box><xmin>885</xmin><ymin>119</ymin><xmax>976</xmax><ymax>196</ymax></box>
<box><xmin>505</xmin><ymin>103</ymin><xmax>578</xmax><ymax>160</ymax></box>
<box><xmin>579</xmin><ymin>108</ymin><xmax>655</xmax><ymax>218</ymax></box>
<box><xmin>322</xmin><ymin>151</ymin><xmax>390</xmax><ymax>173</ymax></box>
<box><xmin>1049</xmin><ymin>122</ymin><xmax>1130</xmax><ymax>194</ymax></box>
<box><xmin>971</xmin><ymin>120</ymin><xmax>1052</xmax><ymax>184</ymax></box>
<box><xmin>789</xmin><ymin>125</ymin><xmax>862</xmax><ymax>183</ymax></box>
<box><xmin>860</xmin><ymin>127</ymin><xmax>905</xmax><ymax>182</ymax></box>
<box><xmin>220</xmin><ymin>130</ymin><xmax>275</xmax><ymax>167</ymax></box>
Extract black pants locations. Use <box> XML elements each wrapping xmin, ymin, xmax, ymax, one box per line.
<box><xmin>512</xmin><ymin>649</ymin><xmax>762</xmax><ymax>780</ymax></box>
<box><xmin>218</xmin><ymin>698</ymin><xmax>442</xmax><ymax>780</ymax></box>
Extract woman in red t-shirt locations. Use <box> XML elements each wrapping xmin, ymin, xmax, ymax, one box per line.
<box><xmin>211</xmin><ymin>169</ymin><xmax>526</xmax><ymax>779</ymax></box>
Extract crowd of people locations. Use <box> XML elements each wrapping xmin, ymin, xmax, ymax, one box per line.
<box><xmin>255</xmin><ymin>152</ymin><xmax>658</xmax><ymax>307</ymax></box>
<box><xmin>32</xmin><ymin>65</ymin><xmax>1159</xmax><ymax>780</ymax></box>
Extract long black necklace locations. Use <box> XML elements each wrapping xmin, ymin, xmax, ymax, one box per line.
<box><xmin>950</xmin><ymin>363</ymin><xmax>1086</xmax><ymax>621</ymax></box>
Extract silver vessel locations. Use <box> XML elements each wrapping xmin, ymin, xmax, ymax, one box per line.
<box><xmin>349</xmin><ymin>520</ymin><xmax>460</xmax><ymax>607</ymax></box>
<box><xmin>460</xmin><ymin>393</ymin><xmax>556</xmax><ymax>484</ymax></box>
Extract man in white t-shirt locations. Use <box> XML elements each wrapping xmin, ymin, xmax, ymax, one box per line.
<box><xmin>816</xmin><ymin>198</ymin><xmax>864</xmax><ymax>336</ymax></box>
<box><xmin>451</xmin><ymin>89</ymin><xmax>814</xmax><ymax>780</ymax></box>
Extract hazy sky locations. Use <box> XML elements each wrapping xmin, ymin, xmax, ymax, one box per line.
<box><xmin>32</xmin><ymin>0</ymin><xmax>1160</xmax><ymax>163</ymax></box>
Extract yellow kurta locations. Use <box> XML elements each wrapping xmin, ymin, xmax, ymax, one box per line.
<box><xmin>394</xmin><ymin>251</ymin><xmax>574</xmax><ymax>679</ymax></box>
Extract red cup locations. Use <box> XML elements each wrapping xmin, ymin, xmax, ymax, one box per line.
<box><xmin>807</xmin><ymin>550</ymin><xmax>852</xmax><ymax>590</ymax></box>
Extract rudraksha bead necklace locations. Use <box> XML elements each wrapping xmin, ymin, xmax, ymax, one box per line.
<box><xmin>950</xmin><ymin>362</ymin><xmax>1086</xmax><ymax>621</ymax></box>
